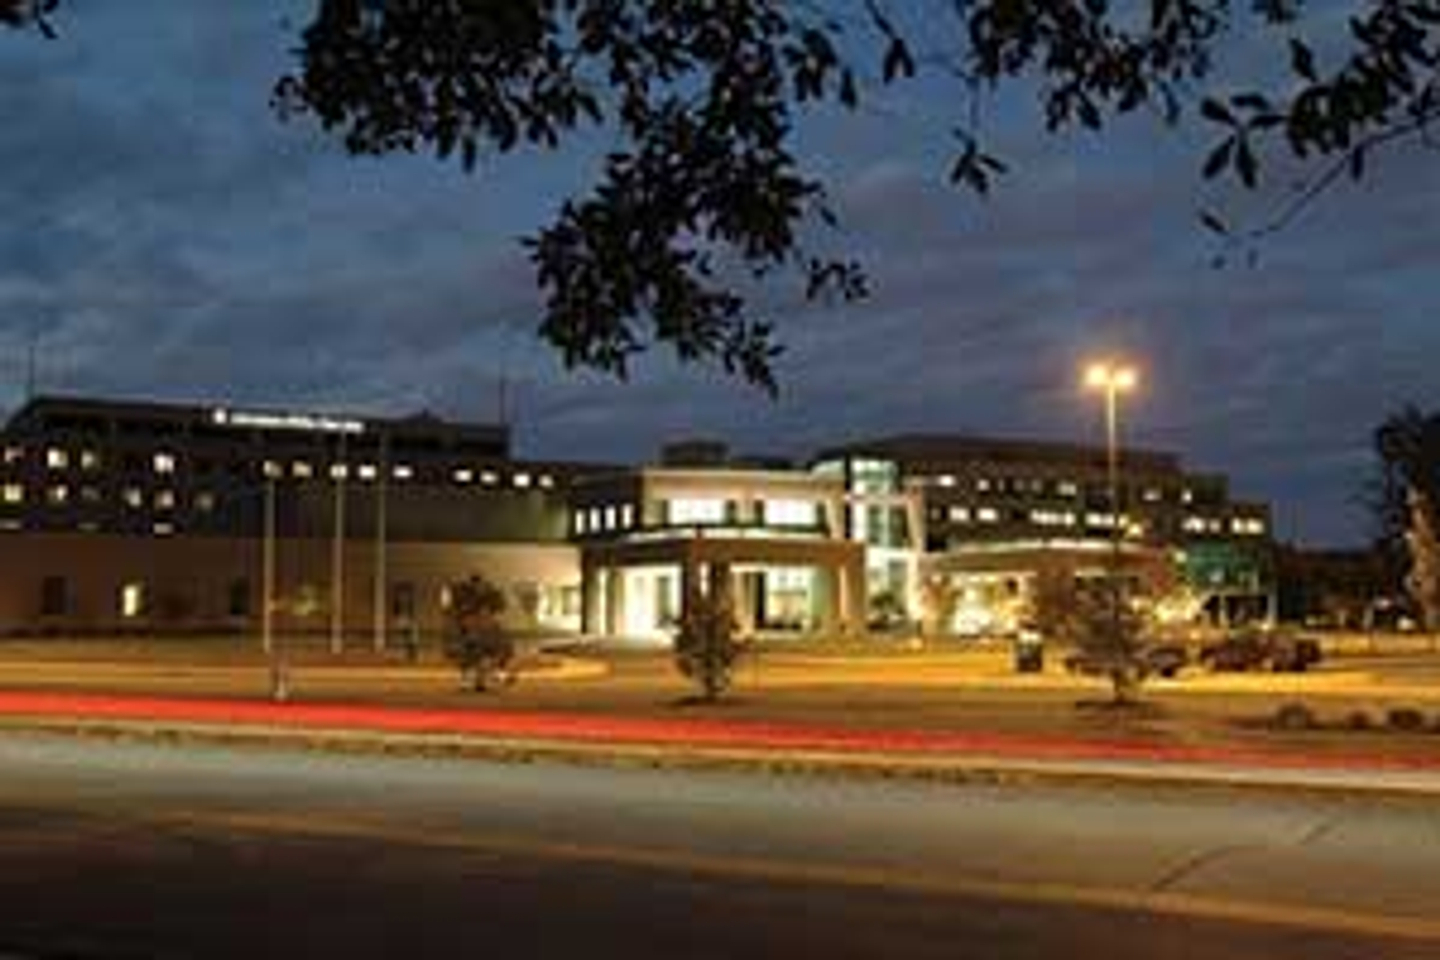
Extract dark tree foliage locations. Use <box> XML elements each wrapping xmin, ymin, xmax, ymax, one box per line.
<box><xmin>274</xmin><ymin>1</ymin><xmax>878</xmax><ymax>393</ymax></box>
<box><xmin>0</xmin><ymin>0</ymin><xmax>57</xmax><ymax>35</ymax></box>
<box><xmin>1374</xmin><ymin>407</ymin><xmax>1440</xmax><ymax>553</ymax></box>
<box><xmin>14</xmin><ymin>2</ymin><xmax>1439</xmax><ymax>385</ymax></box>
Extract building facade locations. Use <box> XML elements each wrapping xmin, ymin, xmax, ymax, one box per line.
<box><xmin>0</xmin><ymin>397</ymin><xmax>1276</xmax><ymax>644</ymax></box>
<box><xmin>0</xmin><ymin>396</ymin><xmax>610</xmax><ymax>640</ymax></box>
<box><xmin>813</xmin><ymin>435</ymin><xmax>1275</xmax><ymax>635</ymax></box>
<box><xmin>569</xmin><ymin>442</ymin><xmax>866</xmax><ymax>643</ymax></box>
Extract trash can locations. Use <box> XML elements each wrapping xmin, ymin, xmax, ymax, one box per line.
<box><xmin>1014</xmin><ymin>632</ymin><xmax>1044</xmax><ymax>673</ymax></box>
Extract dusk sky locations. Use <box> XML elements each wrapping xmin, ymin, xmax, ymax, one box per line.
<box><xmin>2</xmin><ymin>1</ymin><xmax>1436</xmax><ymax>547</ymax></box>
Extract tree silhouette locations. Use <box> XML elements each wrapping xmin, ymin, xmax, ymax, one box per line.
<box><xmin>0</xmin><ymin>0</ymin><xmax>57</xmax><ymax>35</ymax></box>
<box><xmin>1376</xmin><ymin>407</ymin><xmax>1440</xmax><ymax>629</ymax></box>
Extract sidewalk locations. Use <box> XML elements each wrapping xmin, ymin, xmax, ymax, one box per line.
<box><xmin>3</xmin><ymin>689</ymin><xmax>1439</xmax><ymax>799</ymax></box>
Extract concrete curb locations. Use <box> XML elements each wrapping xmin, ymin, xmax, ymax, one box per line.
<box><xmin>5</xmin><ymin>714</ymin><xmax>1440</xmax><ymax>805</ymax></box>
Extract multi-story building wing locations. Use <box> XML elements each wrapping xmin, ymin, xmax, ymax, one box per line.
<box><xmin>813</xmin><ymin>435</ymin><xmax>1274</xmax><ymax>635</ymax></box>
<box><xmin>570</xmin><ymin>442</ymin><xmax>866</xmax><ymax>641</ymax></box>
<box><xmin>0</xmin><ymin>396</ymin><xmax>614</xmax><ymax>638</ymax></box>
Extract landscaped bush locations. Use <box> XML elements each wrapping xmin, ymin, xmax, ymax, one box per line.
<box><xmin>442</xmin><ymin>574</ymin><xmax>514</xmax><ymax>692</ymax></box>
<box><xmin>1273</xmin><ymin>702</ymin><xmax>1317</xmax><ymax>731</ymax></box>
<box><xmin>1386</xmin><ymin>707</ymin><xmax>1428</xmax><ymax>732</ymax></box>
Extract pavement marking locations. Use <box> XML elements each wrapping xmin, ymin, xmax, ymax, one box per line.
<box><xmin>148</xmin><ymin>807</ymin><xmax>1440</xmax><ymax>946</ymax></box>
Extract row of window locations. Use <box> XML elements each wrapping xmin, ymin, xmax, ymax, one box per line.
<box><xmin>574</xmin><ymin>503</ymin><xmax>637</xmax><ymax>535</ymax></box>
<box><xmin>925</xmin><ymin>472</ymin><xmax>1202</xmax><ymax>505</ymax></box>
<box><xmin>573</xmin><ymin>497</ymin><xmax>825</xmax><ymax>536</ymax></box>
<box><xmin>1184</xmin><ymin>515</ymin><xmax>1267</xmax><ymax>537</ymax></box>
<box><xmin>4</xmin><ymin>446</ymin><xmax>557</xmax><ymax>490</ymax></box>
<box><xmin>940</xmin><ymin>501</ymin><xmax>1266</xmax><ymax>538</ymax></box>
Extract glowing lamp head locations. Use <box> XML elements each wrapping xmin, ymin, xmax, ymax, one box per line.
<box><xmin>1083</xmin><ymin>361</ymin><xmax>1138</xmax><ymax>393</ymax></box>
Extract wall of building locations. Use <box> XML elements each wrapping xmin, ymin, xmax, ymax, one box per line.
<box><xmin>0</xmin><ymin>533</ymin><xmax>581</xmax><ymax>639</ymax></box>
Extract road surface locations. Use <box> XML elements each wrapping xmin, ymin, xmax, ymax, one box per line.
<box><xmin>0</xmin><ymin>734</ymin><xmax>1437</xmax><ymax>958</ymax></box>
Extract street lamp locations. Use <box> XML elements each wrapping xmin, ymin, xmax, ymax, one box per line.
<box><xmin>1083</xmin><ymin>361</ymin><xmax>1139</xmax><ymax>661</ymax></box>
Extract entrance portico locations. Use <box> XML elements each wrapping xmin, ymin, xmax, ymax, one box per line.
<box><xmin>581</xmin><ymin>534</ymin><xmax>866</xmax><ymax>643</ymax></box>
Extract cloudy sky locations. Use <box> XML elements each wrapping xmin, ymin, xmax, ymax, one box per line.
<box><xmin>1</xmin><ymin>1</ymin><xmax>1436</xmax><ymax>547</ymax></box>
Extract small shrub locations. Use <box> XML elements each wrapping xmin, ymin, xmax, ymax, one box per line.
<box><xmin>1386</xmin><ymin>707</ymin><xmax>1428</xmax><ymax>732</ymax></box>
<box><xmin>442</xmin><ymin>574</ymin><xmax>514</xmax><ymax>692</ymax></box>
<box><xmin>674</xmin><ymin>569</ymin><xmax>742</xmax><ymax>702</ymax></box>
<box><xmin>1273</xmin><ymin>702</ymin><xmax>1317</xmax><ymax>731</ymax></box>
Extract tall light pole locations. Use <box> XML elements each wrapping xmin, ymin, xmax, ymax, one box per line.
<box><xmin>373</xmin><ymin>430</ymin><xmax>388</xmax><ymax>653</ymax></box>
<box><xmin>1084</xmin><ymin>361</ymin><xmax>1139</xmax><ymax>651</ymax></box>
<box><xmin>261</xmin><ymin>460</ymin><xmax>289</xmax><ymax>701</ymax></box>
<box><xmin>330</xmin><ymin>432</ymin><xmax>347</xmax><ymax>656</ymax></box>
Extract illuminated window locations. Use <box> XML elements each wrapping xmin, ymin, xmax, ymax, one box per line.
<box><xmin>154</xmin><ymin>490</ymin><xmax>176</xmax><ymax>510</ymax></box>
<box><xmin>46</xmin><ymin>448</ymin><xmax>68</xmax><ymax>470</ymax></box>
<box><xmin>1057</xmin><ymin>480</ymin><xmax>1079</xmax><ymax>498</ymax></box>
<box><xmin>119</xmin><ymin>582</ymin><xmax>146</xmax><ymax>619</ymax></box>
<box><xmin>358</xmin><ymin>464</ymin><xmax>378</xmax><ymax>481</ymax></box>
<box><xmin>975</xmin><ymin>478</ymin><xmax>992</xmax><ymax>492</ymax></box>
<box><xmin>123</xmin><ymin>487</ymin><xmax>143</xmax><ymax>509</ymax></box>
<box><xmin>587</xmin><ymin>507</ymin><xmax>603</xmax><ymax>532</ymax></box>
<box><xmin>1031</xmin><ymin>509</ymin><xmax>1077</xmax><ymax>527</ymax></box>
<box><xmin>393</xmin><ymin>464</ymin><xmax>413</xmax><ymax>481</ymax></box>
<box><xmin>80</xmin><ymin>450</ymin><xmax>100</xmax><ymax>471</ymax></box>
<box><xmin>480</xmin><ymin>470</ymin><xmax>499</xmax><ymax>486</ymax></box>
<box><xmin>619</xmin><ymin>503</ymin><xmax>634</xmax><ymax>528</ymax></box>
<box><xmin>1181</xmin><ymin>488</ymin><xmax>1194</xmax><ymax>505</ymax></box>
<box><xmin>763</xmin><ymin>499</ymin><xmax>818</xmax><ymax>527</ymax></box>
<box><xmin>574</xmin><ymin>510</ymin><xmax>588</xmax><ymax>535</ymax></box>
<box><xmin>152</xmin><ymin>521</ymin><xmax>175</xmax><ymax>536</ymax></box>
<box><xmin>668</xmin><ymin>498</ymin><xmax>727</xmax><ymax>524</ymax></box>
<box><xmin>538</xmin><ymin>474</ymin><xmax>555</xmax><ymax>489</ymax></box>
<box><xmin>948</xmin><ymin>505</ymin><xmax>971</xmax><ymax>523</ymax></box>
<box><xmin>937</xmin><ymin>474</ymin><xmax>956</xmax><ymax>488</ymax></box>
<box><xmin>1183</xmin><ymin>516</ymin><xmax>1208</xmax><ymax>534</ymax></box>
<box><xmin>603</xmin><ymin>506</ymin><xmax>617</xmax><ymax>530</ymax></box>
<box><xmin>329</xmin><ymin>463</ymin><xmax>349</xmax><ymax>481</ymax></box>
<box><xmin>1</xmin><ymin>483</ymin><xmax>22</xmax><ymax>505</ymax></box>
<box><xmin>513</xmin><ymin>472</ymin><xmax>532</xmax><ymax>489</ymax></box>
<box><xmin>153</xmin><ymin>452</ymin><xmax>176</xmax><ymax>474</ymax></box>
<box><xmin>46</xmin><ymin>484</ymin><xmax>69</xmax><ymax>505</ymax></box>
<box><xmin>2</xmin><ymin>446</ymin><xmax>22</xmax><ymax>466</ymax></box>
<box><xmin>262</xmin><ymin>460</ymin><xmax>282</xmax><ymax>479</ymax></box>
<box><xmin>453</xmin><ymin>468</ymin><xmax>474</xmax><ymax>484</ymax></box>
<box><xmin>195</xmin><ymin>491</ymin><xmax>216</xmax><ymax>513</ymax></box>
<box><xmin>976</xmin><ymin>507</ymin><xmax>999</xmax><ymax>523</ymax></box>
<box><xmin>292</xmin><ymin>461</ymin><xmax>313</xmax><ymax>479</ymax></box>
<box><xmin>1143</xmin><ymin>487</ymin><xmax>1163</xmax><ymax>503</ymax></box>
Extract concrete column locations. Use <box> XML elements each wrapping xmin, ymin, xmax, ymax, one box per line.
<box><xmin>605</xmin><ymin>567</ymin><xmax>626</xmax><ymax>637</ymax></box>
<box><xmin>580</xmin><ymin>559</ymin><xmax>598</xmax><ymax>635</ymax></box>
<box><xmin>814</xmin><ymin>564</ymin><xmax>840</xmax><ymax>637</ymax></box>
<box><xmin>839</xmin><ymin>553</ymin><xmax>867</xmax><ymax>637</ymax></box>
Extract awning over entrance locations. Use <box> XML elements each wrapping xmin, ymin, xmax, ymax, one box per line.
<box><xmin>580</xmin><ymin>534</ymin><xmax>866</xmax><ymax>640</ymax></box>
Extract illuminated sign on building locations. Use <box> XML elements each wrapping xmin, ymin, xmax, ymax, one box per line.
<box><xmin>210</xmin><ymin>408</ymin><xmax>366</xmax><ymax>435</ymax></box>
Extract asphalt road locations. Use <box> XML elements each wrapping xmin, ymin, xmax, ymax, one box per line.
<box><xmin>0</xmin><ymin>735</ymin><xmax>1437</xmax><ymax>959</ymax></box>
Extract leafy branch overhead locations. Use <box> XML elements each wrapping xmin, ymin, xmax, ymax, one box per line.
<box><xmin>0</xmin><ymin>0</ymin><xmax>58</xmax><ymax>36</ymax></box>
<box><xmin>274</xmin><ymin>1</ymin><xmax>883</xmax><ymax>393</ymax></box>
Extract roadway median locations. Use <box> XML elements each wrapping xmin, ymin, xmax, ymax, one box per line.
<box><xmin>2</xmin><ymin>688</ymin><xmax>1439</xmax><ymax>800</ymax></box>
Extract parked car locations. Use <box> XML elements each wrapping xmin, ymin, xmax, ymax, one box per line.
<box><xmin>1199</xmin><ymin>630</ymin><xmax>1323</xmax><ymax>673</ymax></box>
<box><xmin>1063</xmin><ymin>642</ymin><xmax>1190</xmax><ymax>680</ymax></box>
